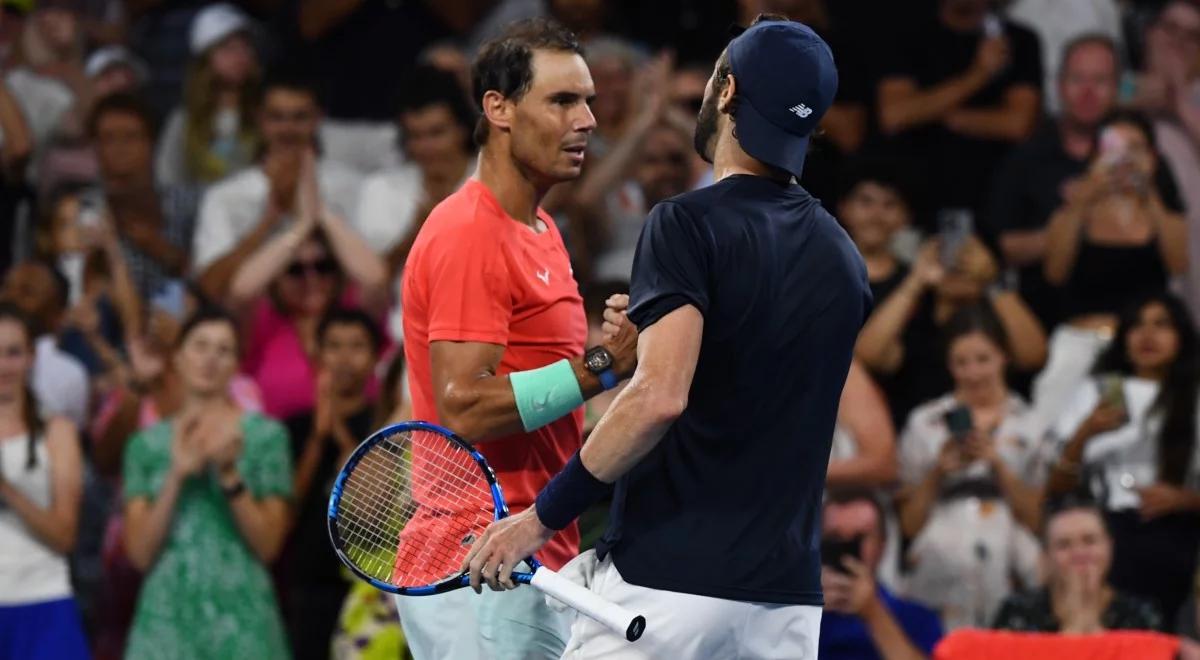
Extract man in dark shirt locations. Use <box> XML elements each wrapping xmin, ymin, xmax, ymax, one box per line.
<box><xmin>877</xmin><ymin>0</ymin><xmax>1042</xmax><ymax>234</ymax></box>
<box><xmin>465</xmin><ymin>15</ymin><xmax>870</xmax><ymax>658</ymax></box>
<box><xmin>987</xmin><ymin>34</ymin><xmax>1183</xmax><ymax>328</ymax></box>
<box><xmin>281</xmin><ymin>308</ymin><xmax>382</xmax><ymax>660</ymax></box>
<box><xmin>820</xmin><ymin>491</ymin><xmax>943</xmax><ymax>660</ymax></box>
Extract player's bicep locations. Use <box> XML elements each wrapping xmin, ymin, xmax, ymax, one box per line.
<box><xmin>632</xmin><ymin>304</ymin><xmax>704</xmax><ymax>406</ymax></box>
<box><xmin>429</xmin><ymin>340</ymin><xmax>508</xmax><ymax>418</ymax></box>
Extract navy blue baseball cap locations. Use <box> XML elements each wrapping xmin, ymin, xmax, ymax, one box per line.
<box><xmin>727</xmin><ymin>20</ymin><xmax>838</xmax><ymax>179</ymax></box>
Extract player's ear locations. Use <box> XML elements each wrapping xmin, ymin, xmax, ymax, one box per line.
<box><xmin>482</xmin><ymin>90</ymin><xmax>514</xmax><ymax>134</ymax></box>
<box><xmin>717</xmin><ymin>74</ymin><xmax>737</xmax><ymax>115</ymax></box>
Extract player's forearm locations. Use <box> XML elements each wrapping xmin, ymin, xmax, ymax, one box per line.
<box><xmin>579</xmin><ymin>376</ymin><xmax>684</xmax><ymax>483</ymax></box>
<box><xmin>439</xmin><ymin>356</ymin><xmax>609</xmax><ymax>443</ymax></box>
<box><xmin>862</xmin><ymin>595</ymin><xmax>929</xmax><ymax>660</ymax></box>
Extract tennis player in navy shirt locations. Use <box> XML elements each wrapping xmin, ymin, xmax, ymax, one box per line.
<box><xmin>464</xmin><ymin>14</ymin><xmax>871</xmax><ymax>658</ymax></box>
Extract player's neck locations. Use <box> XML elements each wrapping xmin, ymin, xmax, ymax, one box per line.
<box><xmin>475</xmin><ymin>147</ymin><xmax>548</xmax><ymax>228</ymax></box>
<box><xmin>711</xmin><ymin>130</ymin><xmax>791</xmax><ymax>184</ymax></box>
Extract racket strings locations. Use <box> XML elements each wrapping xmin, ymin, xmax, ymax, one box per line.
<box><xmin>333</xmin><ymin>429</ymin><xmax>495</xmax><ymax>587</ymax></box>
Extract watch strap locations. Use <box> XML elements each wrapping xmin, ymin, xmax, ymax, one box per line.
<box><xmin>597</xmin><ymin>368</ymin><xmax>618</xmax><ymax>391</ymax></box>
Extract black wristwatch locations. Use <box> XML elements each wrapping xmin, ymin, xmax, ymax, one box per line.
<box><xmin>584</xmin><ymin>346</ymin><xmax>618</xmax><ymax>391</ymax></box>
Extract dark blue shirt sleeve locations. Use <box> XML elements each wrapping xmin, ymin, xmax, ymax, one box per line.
<box><xmin>628</xmin><ymin>201</ymin><xmax>711</xmax><ymax>330</ymax></box>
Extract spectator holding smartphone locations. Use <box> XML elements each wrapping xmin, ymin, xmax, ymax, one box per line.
<box><xmin>994</xmin><ymin>496</ymin><xmax>1162</xmax><ymax>633</ymax></box>
<box><xmin>1035</xmin><ymin>110</ymin><xmax>1188</xmax><ymax>423</ymax></box>
<box><xmin>856</xmin><ymin>226</ymin><xmax>1047</xmax><ymax>428</ymax></box>
<box><xmin>896</xmin><ymin>307</ymin><xmax>1047</xmax><ymax>630</ymax></box>
<box><xmin>1045</xmin><ymin>292</ymin><xmax>1200</xmax><ymax>624</ymax></box>
<box><xmin>819</xmin><ymin>490</ymin><xmax>943</xmax><ymax>660</ymax></box>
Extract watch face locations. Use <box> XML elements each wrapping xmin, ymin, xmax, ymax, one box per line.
<box><xmin>586</xmin><ymin>347</ymin><xmax>612</xmax><ymax>372</ymax></box>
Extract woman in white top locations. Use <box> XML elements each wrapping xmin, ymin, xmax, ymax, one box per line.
<box><xmin>155</xmin><ymin>4</ymin><xmax>260</xmax><ymax>188</ymax></box>
<box><xmin>896</xmin><ymin>306</ymin><xmax>1048</xmax><ymax>630</ymax></box>
<box><xmin>0</xmin><ymin>302</ymin><xmax>88</xmax><ymax>658</ymax></box>
<box><xmin>1046</xmin><ymin>292</ymin><xmax>1200</xmax><ymax>624</ymax></box>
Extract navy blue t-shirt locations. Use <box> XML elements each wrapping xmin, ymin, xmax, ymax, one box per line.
<box><xmin>595</xmin><ymin>174</ymin><xmax>871</xmax><ymax>605</ymax></box>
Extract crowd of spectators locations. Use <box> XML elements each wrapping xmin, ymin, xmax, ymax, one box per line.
<box><xmin>2</xmin><ymin>0</ymin><xmax>1200</xmax><ymax>658</ymax></box>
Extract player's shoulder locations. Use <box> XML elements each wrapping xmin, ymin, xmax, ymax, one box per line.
<box><xmin>422</xmin><ymin>179</ymin><xmax>501</xmax><ymax>233</ymax></box>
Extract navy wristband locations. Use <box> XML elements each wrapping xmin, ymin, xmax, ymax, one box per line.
<box><xmin>535</xmin><ymin>452</ymin><xmax>611</xmax><ymax>531</ymax></box>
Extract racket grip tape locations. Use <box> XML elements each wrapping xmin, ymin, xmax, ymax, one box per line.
<box><xmin>530</xmin><ymin>567</ymin><xmax>646</xmax><ymax>642</ymax></box>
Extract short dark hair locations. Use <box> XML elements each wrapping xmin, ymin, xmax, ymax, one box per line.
<box><xmin>470</xmin><ymin>18</ymin><xmax>582</xmax><ymax>145</ymax></box>
<box><xmin>86</xmin><ymin>92</ymin><xmax>157</xmax><ymax>141</ymax></box>
<box><xmin>943</xmin><ymin>303</ymin><xmax>1011</xmax><ymax>362</ymax></box>
<box><xmin>396</xmin><ymin>64</ymin><xmax>478</xmax><ymax>154</ymax></box>
<box><xmin>837</xmin><ymin>155</ymin><xmax>919</xmax><ymax>212</ymax></box>
<box><xmin>1058</xmin><ymin>33</ymin><xmax>1119</xmax><ymax>81</ymax></box>
<box><xmin>1042</xmin><ymin>492</ymin><xmax>1108</xmax><ymax>540</ymax></box>
<box><xmin>175</xmin><ymin>305</ymin><xmax>240</xmax><ymax>353</ymax></box>
<box><xmin>824</xmin><ymin>488</ymin><xmax>888</xmax><ymax>542</ymax></box>
<box><xmin>317</xmin><ymin>307</ymin><xmax>383</xmax><ymax>354</ymax></box>
<box><xmin>261</xmin><ymin>67</ymin><xmax>322</xmax><ymax>107</ymax></box>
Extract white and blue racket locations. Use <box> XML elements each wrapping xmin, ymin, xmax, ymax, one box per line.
<box><xmin>327</xmin><ymin>420</ymin><xmax>646</xmax><ymax>642</ymax></box>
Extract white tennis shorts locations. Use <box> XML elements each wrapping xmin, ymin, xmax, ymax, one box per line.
<box><xmin>395</xmin><ymin>561</ymin><xmax>571</xmax><ymax>660</ymax></box>
<box><xmin>561</xmin><ymin>550</ymin><xmax>822</xmax><ymax>660</ymax></box>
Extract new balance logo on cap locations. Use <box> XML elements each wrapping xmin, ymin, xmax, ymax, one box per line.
<box><xmin>789</xmin><ymin>103</ymin><xmax>813</xmax><ymax>118</ymax></box>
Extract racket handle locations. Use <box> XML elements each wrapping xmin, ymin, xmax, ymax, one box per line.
<box><xmin>531</xmin><ymin>566</ymin><xmax>646</xmax><ymax>642</ymax></box>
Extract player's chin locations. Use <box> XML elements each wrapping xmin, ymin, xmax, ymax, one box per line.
<box><xmin>551</xmin><ymin>161</ymin><xmax>586</xmax><ymax>181</ymax></box>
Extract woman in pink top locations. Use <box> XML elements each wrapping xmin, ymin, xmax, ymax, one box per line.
<box><xmin>228</xmin><ymin>154</ymin><xmax>388</xmax><ymax>420</ymax></box>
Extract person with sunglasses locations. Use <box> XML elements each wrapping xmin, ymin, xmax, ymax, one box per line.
<box><xmin>227</xmin><ymin>149</ymin><xmax>387</xmax><ymax>421</ymax></box>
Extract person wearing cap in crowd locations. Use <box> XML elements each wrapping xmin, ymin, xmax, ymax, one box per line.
<box><xmin>156</xmin><ymin>2</ymin><xmax>261</xmax><ymax>189</ymax></box>
<box><xmin>464</xmin><ymin>13</ymin><xmax>869</xmax><ymax>658</ymax></box>
<box><xmin>85</xmin><ymin>45</ymin><xmax>148</xmax><ymax>100</ymax></box>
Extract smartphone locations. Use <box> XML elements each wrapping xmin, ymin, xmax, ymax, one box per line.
<box><xmin>1098</xmin><ymin>374</ymin><xmax>1127</xmax><ymax>412</ymax></box>
<box><xmin>821</xmin><ymin>535</ymin><xmax>862</xmax><ymax>574</ymax></box>
<box><xmin>938</xmin><ymin>209</ymin><xmax>974</xmax><ymax>269</ymax></box>
<box><xmin>149</xmin><ymin>280</ymin><xmax>187</xmax><ymax>321</ymax></box>
<box><xmin>1098</xmin><ymin>126</ymin><xmax>1131</xmax><ymax>168</ymax></box>
<box><xmin>77</xmin><ymin>196</ymin><xmax>103</xmax><ymax>229</ymax></box>
<box><xmin>944</xmin><ymin>405</ymin><xmax>974</xmax><ymax>441</ymax></box>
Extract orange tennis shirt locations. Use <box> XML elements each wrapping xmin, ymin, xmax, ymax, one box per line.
<box><xmin>401</xmin><ymin>178</ymin><xmax>587</xmax><ymax>571</ymax></box>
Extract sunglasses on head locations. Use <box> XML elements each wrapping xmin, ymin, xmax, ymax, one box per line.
<box><xmin>285</xmin><ymin>257</ymin><xmax>337</xmax><ymax>278</ymax></box>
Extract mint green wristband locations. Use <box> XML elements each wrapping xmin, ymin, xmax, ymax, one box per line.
<box><xmin>510</xmin><ymin>359</ymin><xmax>585</xmax><ymax>432</ymax></box>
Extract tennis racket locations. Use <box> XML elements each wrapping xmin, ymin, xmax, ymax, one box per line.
<box><xmin>327</xmin><ymin>420</ymin><xmax>646</xmax><ymax>642</ymax></box>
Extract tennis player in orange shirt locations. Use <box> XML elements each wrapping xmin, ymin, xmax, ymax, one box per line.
<box><xmin>397</xmin><ymin>18</ymin><xmax>639</xmax><ymax>660</ymax></box>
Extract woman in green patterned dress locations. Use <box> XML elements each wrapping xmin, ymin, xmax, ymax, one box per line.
<box><xmin>122</xmin><ymin>308</ymin><xmax>292</xmax><ymax>659</ymax></box>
